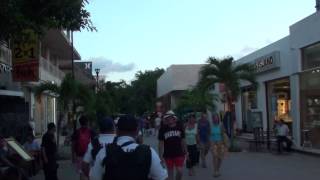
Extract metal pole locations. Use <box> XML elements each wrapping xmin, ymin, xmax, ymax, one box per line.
<box><xmin>71</xmin><ymin>31</ymin><xmax>74</xmax><ymax>79</ymax></box>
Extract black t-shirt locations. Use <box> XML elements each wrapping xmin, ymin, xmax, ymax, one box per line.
<box><xmin>41</xmin><ymin>132</ymin><xmax>57</xmax><ymax>162</ymax></box>
<box><xmin>158</xmin><ymin>123</ymin><xmax>185</xmax><ymax>158</ymax></box>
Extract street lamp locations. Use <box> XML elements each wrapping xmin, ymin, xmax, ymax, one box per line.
<box><xmin>95</xmin><ymin>68</ymin><xmax>100</xmax><ymax>92</ymax></box>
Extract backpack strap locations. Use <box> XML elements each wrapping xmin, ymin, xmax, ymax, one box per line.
<box><xmin>120</xmin><ymin>141</ymin><xmax>135</xmax><ymax>148</ymax></box>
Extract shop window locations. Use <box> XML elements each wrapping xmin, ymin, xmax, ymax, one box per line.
<box><xmin>300</xmin><ymin>68</ymin><xmax>320</xmax><ymax>149</ymax></box>
<box><xmin>241</xmin><ymin>87</ymin><xmax>257</xmax><ymax>132</ymax></box>
<box><xmin>266</xmin><ymin>78</ymin><xmax>292</xmax><ymax>132</ymax></box>
<box><xmin>302</xmin><ymin>43</ymin><xmax>320</xmax><ymax>70</ymax></box>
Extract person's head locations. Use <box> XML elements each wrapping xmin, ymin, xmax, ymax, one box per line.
<box><xmin>212</xmin><ymin>114</ymin><xmax>220</xmax><ymax>125</ymax></box>
<box><xmin>47</xmin><ymin>123</ymin><xmax>56</xmax><ymax>134</ymax></box>
<box><xmin>79</xmin><ymin>115</ymin><xmax>89</xmax><ymax>127</ymax></box>
<box><xmin>188</xmin><ymin>114</ymin><xmax>196</xmax><ymax>124</ymax></box>
<box><xmin>201</xmin><ymin>112</ymin><xmax>207</xmax><ymax>120</ymax></box>
<box><xmin>99</xmin><ymin>117</ymin><xmax>115</xmax><ymax>134</ymax></box>
<box><xmin>164</xmin><ymin>110</ymin><xmax>177</xmax><ymax>127</ymax></box>
<box><xmin>116</xmin><ymin>115</ymin><xmax>139</xmax><ymax>137</ymax></box>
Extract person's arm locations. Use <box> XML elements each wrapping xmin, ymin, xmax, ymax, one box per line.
<box><xmin>42</xmin><ymin>147</ymin><xmax>48</xmax><ymax>164</ymax></box>
<box><xmin>158</xmin><ymin>141</ymin><xmax>165</xmax><ymax>162</ymax></box>
<box><xmin>82</xmin><ymin>143</ymin><xmax>93</xmax><ymax>177</ymax></box>
<box><xmin>148</xmin><ymin>148</ymin><xmax>168</xmax><ymax>180</ymax></box>
<box><xmin>181</xmin><ymin>128</ymin><xmax>188</xmax><ymax>156</ymax></box>
<box><xmin>90</xmin><ymin>149</ymin><xmax>106</xmax><ymax>180</ymax></box>
<box><xmin>71</xmin><ymin>131</ymin><xmax>78</xmax><ymax>162</ymax></box>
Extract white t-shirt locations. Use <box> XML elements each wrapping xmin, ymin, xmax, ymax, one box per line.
<box><xmin>83</xmin><ymin>133</ymin><xmax>115</xmax><ymax>176</ymax></box>
<box><xmin>276</xmin><ymin>124</ymin><xmax>289</xmax><ymax>136</ymax></box>
<box><xmin>90</xmin><ymin>136</ymin><xmax>168</xmax><ymax>180</ymax></box>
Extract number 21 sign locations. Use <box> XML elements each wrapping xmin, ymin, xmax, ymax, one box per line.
<box><xmin>12</xmin><ymin>30</ymin><xmax>39</xmax><ymax>82</ymax></box>
<box><xmin>12</xmin><ymin>30</ymin><xmax>39</xmax><ymax>63</ymax></box>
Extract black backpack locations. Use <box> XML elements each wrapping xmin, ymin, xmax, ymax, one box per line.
<box><xmin>102</xmin><ymin>137</ymin><xmax>152</xmax><ymax>180</ymax></box>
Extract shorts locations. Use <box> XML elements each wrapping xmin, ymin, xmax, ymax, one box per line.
<box><xmin>164</xmin><ymin>156</ymin><xmax>185</xmax><ymax>170</ymax></box>
<box><xmin>211</xmin><ymin>142</ymin><xmax>226</xmax><ymax>158</ymax></box>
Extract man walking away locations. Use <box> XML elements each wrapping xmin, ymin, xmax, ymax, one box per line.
<box><xmin>90</xmin><ymin>115</ymin><xmax>168</xmax><ymax>180</ymax></box>
<box><xmin>275</xmin><ymin>119</ymin><xmax>292</xmax><ymax>153</ymax></box>
<box><xmin>158</xmin><ymin>110</ymin><xmax>187</xmax><ymax>180</ymax></box>
<box><xmin>197</xmin><ymin>112</ymin><xmax>210</xmax><ymax>168</ymax></box>
<box><xmin>72</xmin><ymin>116</ymin><xmax>95</xmax><ymax>180</ymax></box>
<box><xmin>82</xmin><ymin>117</ymin><xmax>115</xmax><ymax>179</ymax></box>
<box><xmin>41</xmin><ymin>123</ymin><xmax>58</xmax><ymax>180</ymax></box>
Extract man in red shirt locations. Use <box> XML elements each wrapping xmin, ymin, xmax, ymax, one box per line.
<box><xmin>158</xmin><ymin>110</ymin><xmax>187</xmax><ymax>180</ymax></box>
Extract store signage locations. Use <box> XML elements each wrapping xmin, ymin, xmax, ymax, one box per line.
<box><xmin>253</xmin><ymin>51</ymin><xmax>280</xmax><ymax>73</ymax></box>
<box><xmin>0</xmin><ymin>62</ymin><xmax>12</xmax><ymax>73</ymax></box>
<box><xmin>12</xmin><ymin>61</ymin><xmax>39</xmax><ymax>82</ymax></box>
<box><xmin>75</xmin><ymin>62</ymin><xmax>92</xmax><ymax>76</ymax></box>
<box><xmin>12</xmin><ymin>30</ymin><xmax>39</xmax><ymax>81</ymax></box>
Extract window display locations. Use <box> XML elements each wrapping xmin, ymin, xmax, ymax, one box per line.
<box><xmin>300</xmin><ymin>69</ymin><xmax>320</xmax><ymax>149</ymax></box>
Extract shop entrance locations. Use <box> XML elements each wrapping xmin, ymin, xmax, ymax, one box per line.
<box><xmin>266</xmin><ymin>78</ymin><xmax>292</xmax><ymax>132</ymax></box>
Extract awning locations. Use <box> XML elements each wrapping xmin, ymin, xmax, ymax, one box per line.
<box><xmin>0</xmin><ymin>90</ymin><xmax>24</xmax><ymax>97</ymax></box>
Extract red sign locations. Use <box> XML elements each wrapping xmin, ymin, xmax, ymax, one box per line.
<box><xmin>12</xmin><ymin>60</ymin><xmax>39</xmax><ymax>82</ymax></box>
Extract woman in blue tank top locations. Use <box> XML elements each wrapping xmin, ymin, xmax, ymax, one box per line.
<box><xmin>210</xmin><ymin>114</ymin><xmax>227</xmax><ymax>177</ymax></box>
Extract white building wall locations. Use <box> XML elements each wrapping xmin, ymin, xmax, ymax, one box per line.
<box><xmin>157</xmin><ymin>64</ymin><xmax>203</xmax><ymax>98</ymax></box>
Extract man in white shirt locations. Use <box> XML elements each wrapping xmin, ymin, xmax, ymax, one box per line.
<box><xmin>82</xmin><ymin>117</ymin><xmax>115</xmax><ymax>179</ymax></box>
<box><xmin>275</xmin><ymin>119</ymin><xmax>292</xmax><ymax>153</ymax></box>
<box><xmin>90</xmin><ymin>115</ymin><xmax>168</xmax><ymax>180</ymax></box>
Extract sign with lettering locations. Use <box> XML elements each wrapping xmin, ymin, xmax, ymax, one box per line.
<box><xmin>12</xmin><ymin>30</ymin><xmax>39</xmax><ymax>64</ymax></box>
<box><xmin>12</xmin><ymin>30</ymin><xmax>39</xmax><ymax>81</ymax></box>
<box><xmin>12</xmin><ymin>60</ymin><xmax>39</xmax><ymax>82</ymax></box>
<box><xmin>253</xmin><ymin>51</ymin><xmax>280</xmax><ymax>73</ymax></box>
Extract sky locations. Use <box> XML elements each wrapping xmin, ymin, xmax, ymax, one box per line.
<box><xmin>74</xmin><ymin>0</ymin><xmax>316</xmax><ymax>82</ymax></box>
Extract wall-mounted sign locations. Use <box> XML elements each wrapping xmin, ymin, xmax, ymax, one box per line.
<box><xmin>253</xmin><ymin>51</ymin><xmax>280</xmax><ymax>73</ymax></box>
<box><xmin>12</xmin><ymin>30</ymin><xmax>39</xmax><ymax>81</ymax></box>
<box><xmin>12</xmin><ymin>60</ymin><xmax>39</xmax><ymax>81</ymax></box>
<box><xmin>75</xmin><ymin>61</ymin><xmax>92</xmax><ymax>76</ymax></box>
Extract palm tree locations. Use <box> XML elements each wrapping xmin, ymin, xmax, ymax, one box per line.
<box><xmin>175</xmin><ymin>87</ymin><xmax>218</xmax><ymax>117</ymax></box>
<box><xmin>35</xmin><ymin>74</ymin><xmax>96</xmax><ymax>151</ymax></box>
<box><xmin>199</xmin><ymin>56</ymin><xmax>258</xmax><ymax>150</ymax></box>
<box><xmin>199</xmin><ymin>56</ymin><xmax>257</xmax><ymax>111</ymax></box>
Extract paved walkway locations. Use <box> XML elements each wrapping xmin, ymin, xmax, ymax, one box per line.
<box><xmin>32</xmin><ymin>136</ymin><xmax>320</xmax><ymax>180</ymax></box>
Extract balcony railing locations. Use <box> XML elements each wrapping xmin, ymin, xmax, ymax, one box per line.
<box><xmin>39</xmin><ymin>57</ymin><xmax>65</xmax><ymax>83</ymax></box>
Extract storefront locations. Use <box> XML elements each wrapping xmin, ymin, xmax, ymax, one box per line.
<box><xmin>266</xmin><ymin>78</ymin><xmax>292</xmax><ymax>131</ymax></box>
<box><xmin>231</xmin><ymin>11</ymin><xmax>320</xmax><ymax>151</ymax></box>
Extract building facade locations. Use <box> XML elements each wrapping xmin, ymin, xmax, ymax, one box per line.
<box><xmin>231</xmin><ymin>12</ymin><xmax>320</xmax><ymax>150</ymax></box>
<box><xmin>0</xmin><ymin>30</ymin><xmax>84</xmax><ymax>138</ymax></box>
<box><xmin>157</xmin><ymin>64</ymin><xmax>203</xmax><ymax>111</ymax></box>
